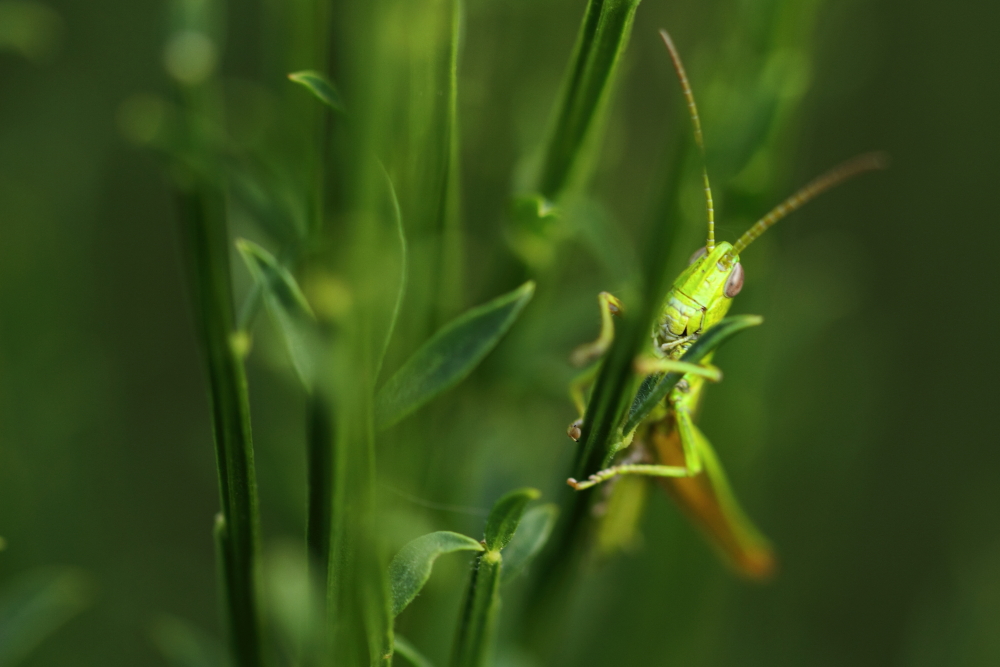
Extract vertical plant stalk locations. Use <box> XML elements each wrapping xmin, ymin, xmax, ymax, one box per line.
<box><xmin>524</xmin><ymin>147</ymin><xmax>689</xmax><ymax>648</ymax></box>
<box><xmin>451</xmin><ymin>551</ymin><xmax>502</xmax><ymax>667</ymax></box>
<box><xmin>435</xmin><ymin>0</ymin><xmax>465</xmax><ymax>322</ymax></box>
<box><xmin>535</xmin><ymin>0</ymin><xmax>641</xmax><ymax>201</ymax></box>
<box><xmin>178</xmin><ymin>185</ymin><xmax>264</xmax><ymax>667</ymax></box>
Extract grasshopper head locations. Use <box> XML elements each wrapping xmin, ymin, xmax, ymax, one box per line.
<box><xmin>654</xmin><ymin>243</ymin><xmax>743</xmax><ymax>356</ymax></box>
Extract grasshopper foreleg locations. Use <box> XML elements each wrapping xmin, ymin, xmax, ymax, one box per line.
<box><xmin>633</xmin><ymin>355</ymin><xmax>722</xmax><ymax>382</ymax></box>
<box><xmin>569</xmin><ymin>292</ymin><xmax>624</xmax><ymax>367</ymax></box>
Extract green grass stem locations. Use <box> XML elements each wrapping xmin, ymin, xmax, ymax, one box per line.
<box><xmin>535</xmin><ymin>0</ymin><xmax>641</xmax><ymax>201</ymax></box>
<box><xmin>178</xmin><ymin>185</ymin><xmax>264</xmax><ymax>667</ymax></box>
<box><xmin>450</xmin><ymin>551</ymin><xmax>501</xmax><ymax>667</ymax></box>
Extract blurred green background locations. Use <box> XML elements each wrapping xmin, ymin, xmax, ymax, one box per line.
<box><xmin>1</xmin><ymin>0</ymin><xmax>998</xmax><ymax>665</ymax></box>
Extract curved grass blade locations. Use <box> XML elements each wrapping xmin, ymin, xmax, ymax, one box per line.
<box><xmin>0</xmin><ymin>568</ymin><xmax>93</xmax><ymax>666</ymax></box>
<box><xmin>623</xmin><ymin>314</ymin><xmax>763</xmax><ymax>434</ymax></box>
<box><xmin>389</xmin><ymin>531</ymin><xmax>484</xmax><ymax>617</ymax></box>
<box><xmin>484</xmin><ymin>488</ymin><xmax>540</xmax><ymax>553</ymax></box>
<box><xmin>236</xmin><ymin>239</ymin><xmax>318</xmax><ymax>389</ymax></box>
<box><xmin>375</xmin><ymin>281</ymin><xmax>535</xmax><ymax>430</ymax></box>
<box><xmin>287</xmin><ymin>70</ymin><xmax>345</xmax><ymax>113</ymax></box>
<box><xmin>375</xmin><ymin>163</ymin><xmax>407</xmax><ymax>382</ymax></box>
<box><xmin>394</xmin><ymin>635</ymin><xmax>436</xmax><ymax>667</ymax></box>
<box><xmin>500</xmin><ymin>504</ymin><xmax>558</xmax><ymax>583</ymax></box>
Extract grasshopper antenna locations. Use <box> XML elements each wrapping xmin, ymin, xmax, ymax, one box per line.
<box><xmin>660</xmin><ymin>29</ymin><xmax>716</xmax><ymax>252</ymax></box>
<box><xmin>728</xmin><ymin>152</ymin><xmax>888</xmax><ymax>259</ymax></box>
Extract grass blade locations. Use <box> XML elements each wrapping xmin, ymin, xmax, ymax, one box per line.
<box><xmin>389</xmin><ymin>531</ymin><xmax>484</xmax><ymax>617</ymax></box>
<box><xmin>374</xmin><ymin>281</ymin><xmax>535</xmax><ymax>430</ymax></box>
<box><xmin>394</xmin><ymin>635</ymin><xmax>436</xmax><ymax>667</ymax></box>
<box><xmin>236</xmin><ymin>239</ymin><xmax>319</xmax><ymax>389</ymax></box>
<box><xmin>375</xmin><ymin>164</ymin><xmax>407</xmax><ymax>382</ymax></box>
<box><xmin>288</xmin><ymin>70</ymin><xmax>346</xmax><ymax>113</ymax></box>
<box><xmin>535</xmin><ymin>0</ymin><xmax>642</xmax><ymax>200</ymax></box>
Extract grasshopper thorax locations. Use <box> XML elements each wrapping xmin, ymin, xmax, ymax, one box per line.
<box><xmin>654</xmin><ymin>242</ymin><xmax>743</xmax><ymax>359</ymax></box>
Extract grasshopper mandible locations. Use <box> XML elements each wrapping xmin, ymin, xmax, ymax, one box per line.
<box><xmin>565</xmin><ymin>30</ymin><xmax>884</xmax><ymax>578</ymax></box>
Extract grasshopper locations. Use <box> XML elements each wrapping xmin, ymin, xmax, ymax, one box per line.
<box><xmin>565</xmin><ymin>30</ymin><xmax>884</xmax><ymax>578</ymax></box>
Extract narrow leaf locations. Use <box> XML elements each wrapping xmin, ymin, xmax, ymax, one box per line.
<box><xmin>0</xmin><ymin>568</ymin><xmax>93</xmax><ymax>666</ymax></box>
<box><xmin>484</xmin><ymin>488</ymin><xmax>540</xmax><ymax>553</ymax></box>
<box><xmin>375</xmin><ymin>281</ymin><xmax>535</xmax><ymax>430</ymax></box>
<box><xmin>287</xmin><ymin>70</ymin><xmax>345</xmax><ymax>113</ymax></box>
<box><xmin>375</xmin><ymin>163</ymin><xmax>407</xmax><ymax>381</ymax></box>
<box><xmin>500</xmin><ymin>504</ymin><xmax>558</xmax><ymax>583</ymax></box>
<box><xmin>534</xmin><ymin>0</ymin><xmax>641</xmax><ymax>200</ymax></box>
<box><xmin>394</xmin><ymin>635</ymin><xmax>436</xmax><ymax>667</ymax></box>
<box><xmin>389</xmin><ymin>531</ymin><xmax>484</xmax><ymax>617</ymax></box>
<box><xmin>236</xmin><ymin>239</ymin><xmax>318</xmax><ymax>389</ymax></box>
<box><xmin>623</xmin><ymin>315</ymin><xmax>763</xmax><ymax>434</ymax></box>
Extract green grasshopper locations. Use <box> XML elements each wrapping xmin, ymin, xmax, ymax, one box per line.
<box><xmin>565</xmin><ymin>30</ymin><xmax>884</xmax><ymax>578</ymax></box>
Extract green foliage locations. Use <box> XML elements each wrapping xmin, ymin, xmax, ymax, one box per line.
<box><xmin>451</xmin><ymin>489</ymin><xmax>543</xmax><ymax>667</ymax></box>
<box><xmin>394</xmin><ymin>636</ymin><xmax>436</xmax><ymax>667</ymax></box>
<box><xmin>536</xmin><ymin>0</ymin><xmax>642</xmax><ymax>200</ymax></box>
<box><xmin>287</xmin><ymin>70</ymin><xmax>346</xmax><ymax>113</ymax></box>
<box><xmin>236</xmin><ymin>239</ymin><xmax>318</xmax><ymax>388</ymax></box>
<box><xmin>388</xmin><ymin>532</ymin><xmax>484</xmax><ymax>617</ymax></box>
<box><xmin>0</xmin><ymin>0</ymin><xmax>923</xmax><ymax>665</ymax></box>
<box><xmin>483</xmin><ymin>488</ymin><xmax>540</xmax><ymax>552</ymax></box>
<box><xmin>375</xmin><ymin>281</ymin><xmax>536</xmax><ymax>430</ymax></box>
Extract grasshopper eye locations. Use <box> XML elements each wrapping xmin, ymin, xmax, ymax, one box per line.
<box><xmin>724</xmin><ymin>262</ymin><xmax>744</xmax><ymax>298</ymax></box>
<box><xmin>688</xmin><ymin>247</ymin><xmax>707</xmax><ymax>265</ymax></box>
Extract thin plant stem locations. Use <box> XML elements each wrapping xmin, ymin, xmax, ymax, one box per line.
<box><xmin>178</xmin><ymin>185</ymin><xmax>264</xmax><ymax>667</ymax></box>
<box><xmin>451</xmin><ymin>551</ymin><xmax>502</xmax><ymax>667</ymax></box>
<box><xmin>536</xmin><ymin>0</ymin><xmax>641</xmax><ymax>201</ymax></box>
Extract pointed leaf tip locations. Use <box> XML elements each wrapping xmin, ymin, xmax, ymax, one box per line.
<box><xmin>388</xmin><ymin>531</ymin><xmax>484</xmax><ymax>617</ymax></box>
<box><xmin>236</xmin><ymin>239</ymin><xmax>318</xmax><ymax>388</ymax></box>
<box><xmin>375</xmin><ymin>281</ymin><xmax>535</xmax><ymax>429</ymax></box>
<box><xmin>484</xmin><ymin>487</ymin><xmax>540</xmax><ymax>552</ymax></box>
<box><xmin>287</xmin><ymin>70</ymin><xmax>345</xmax><ymax>113</ymax></box>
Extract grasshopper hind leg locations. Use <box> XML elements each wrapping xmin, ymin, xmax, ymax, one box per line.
<box><xmin>567</xmin><ymin>383</ymin><xmax>706</xmax><ymax>489</ymax></box>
